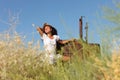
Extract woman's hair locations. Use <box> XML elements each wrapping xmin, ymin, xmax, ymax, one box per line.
<box><xmin>42</xmin><ymin>23</ymin><xmax>63</xmax><ymax>53</ymax></box>
<box><xmin>42</xmin><ymin>23</ymin><xmax>58</xmax><ymax>35</ymax></box>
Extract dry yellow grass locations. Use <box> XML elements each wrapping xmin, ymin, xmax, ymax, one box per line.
<box><xmin>0</xmin><ymin>32</ymin><xmax>120</xmax><ymax>80</ymax></box>
<box><xmin>93</xmin><ymin>49</ymin><xmax>120</xmax><ymax>80</ymax></box>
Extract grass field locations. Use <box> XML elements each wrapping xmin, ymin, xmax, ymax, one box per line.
<box><xmin>1</xmin><ymin>1</ymin><xmax>120</xmax><ymax>79</ymax></box>
<box><xmin>0</xmin><ymin>33</ymin><xmax>120</xmax><ymax>80</ymax></box>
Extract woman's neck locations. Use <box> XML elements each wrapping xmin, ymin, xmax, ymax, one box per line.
<box><xmin>47</xmin><ymin>33</ymin><xmax>53</xmax><ymax>39</ymax></box>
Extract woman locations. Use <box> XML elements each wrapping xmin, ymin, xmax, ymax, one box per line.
<box><xmin>37</xmin><ymin>23</ymin><xmax>72</xmax><ymax>64</ymax></box>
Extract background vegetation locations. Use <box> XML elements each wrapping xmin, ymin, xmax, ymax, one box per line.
<box><xmin>0</xmin><ymin>1</ymin><xmax>120</xmax><ymax>80</ymax></box>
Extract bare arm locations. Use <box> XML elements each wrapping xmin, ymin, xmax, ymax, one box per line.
<box><xmin>37</xmin><ymin>27</ymin><xmax>44</xmax><ymax>36</ymax></box>
<box><xmin>58</xmin><ymin>39</ymin><xmax>75</xmax><ymax>44</ymax></box>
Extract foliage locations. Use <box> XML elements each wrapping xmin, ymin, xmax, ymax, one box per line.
<box><xmin>0</xmin><ymin>1</ymin><xmax>120</xmax><ymax>80</ymax></box>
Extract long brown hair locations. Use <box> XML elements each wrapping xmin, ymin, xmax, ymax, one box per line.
<box><xmin>42</xmin><ymin>23</ymin><xmax>58</xmax><ymax>35</ymax></box>
<box><xmin>42</xmin><ymin>23</ymin><xmax>63</xmax><ymax>54</ymax></box>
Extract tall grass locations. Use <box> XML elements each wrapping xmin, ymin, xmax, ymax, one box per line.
<box><xmin>1</xmin><ymin>32</ymin><xmax>120</xmax><ymax>80</ymax></box>
<box><xmin>0</xmin><ymin>1</ymin><xmax>120</xmax><ymax>79</ymax></box>
<box><xmin>0</xmin><ymin>33</ymin><xmax>102</xmax><ymax>80</ymax></box>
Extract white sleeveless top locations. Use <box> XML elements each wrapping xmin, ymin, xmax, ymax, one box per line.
<box><xmin>41</xmin><ymin>33</ymin><xmax>60</xmax><ymax>54</ymax></box>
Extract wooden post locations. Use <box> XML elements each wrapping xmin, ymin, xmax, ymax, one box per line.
<box><xmin>85</xmin><ymin>22</ymin><xmax>88</xmax><ymax>43</ymax></box>
<box><xmin>79</xmin><ymin>16</ymin><xmax>85</xmax><ymax>40</ymax></box>
<box><xmin>79</xmin><ymin>16</ymin><xmax>83</xmax><ymax>40</ymax></box>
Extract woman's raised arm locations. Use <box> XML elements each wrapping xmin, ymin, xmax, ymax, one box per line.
<box><xmin>37</xmin><ymin>27</ymin><xmax>44</xmax><ymax>36</ymax></box>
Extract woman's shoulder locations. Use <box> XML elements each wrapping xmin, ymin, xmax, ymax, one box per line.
<box><xmin>53</xmin><ymin>35</ymin><xmax>59</xmax><ymax>37</ymax></box>
<box><xmin>53</xmin><ymin>35</ymin><xmax>60</xmax><ymax>40</ymax></box>
<box><xmin>41</xmin><ymin>33</ymin><xmax>47</xmax><ymax>39</ymax></box>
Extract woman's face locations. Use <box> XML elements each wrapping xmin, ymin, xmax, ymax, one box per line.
<box><xmin>44</xmin><ymin>26</ymin><xmax>52</xmax><ymax>34</ymax></box>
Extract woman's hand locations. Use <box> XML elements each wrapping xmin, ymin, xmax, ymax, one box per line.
<box><xmin>69</xmin><ymin>38</ymin><xmax>76</xmax><ymax>42</ymax></box>
<box><xmin>37</xmin><ymin>27</ymin><xmax>42</xmax><ymax>31</ymax></box>
<box><xmin>36</xmin><ymin>27</ymin><xmax>43</xmax><ymax>36</ymax></box>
